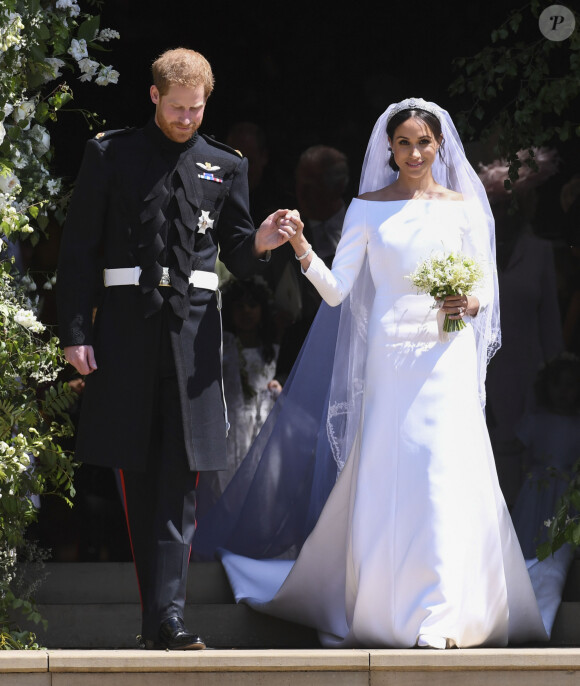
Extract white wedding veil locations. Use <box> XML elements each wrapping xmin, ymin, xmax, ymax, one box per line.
<box><xmin>363</xmin><ymin>98</ymin><xmax>501</xmax><ymax>384</ymax></box>
<box><xmin>327</xmin><ymin>98</ymin><xmax>500</xmax><ymax>470</ymax></box>
<box><xmin>193</xmin><ymin>98</ymin><xmax>500</xmax><ymax>559</ymax></box>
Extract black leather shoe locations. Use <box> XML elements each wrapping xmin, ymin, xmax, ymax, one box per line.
<box><xmin>149</xmin><ymin>616</ymin><xmax>206</xmax><ymax>650</ymax></box>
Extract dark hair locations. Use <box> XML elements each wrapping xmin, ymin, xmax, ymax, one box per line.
<box><xmin>221</xmin><ymin>278</ymin><xmax>277</xmax><ymax>363</ymax></box>
<box><xmin>386</xmin><ymin>109</ymin><xmax>444</xmax><ymax>172</ymax></box>
<box><xmin>533</xmin><ymin>353</ymin><xmax>580</xmax><ymax>411</ymax></box>
<box><xmin>297</xmin><ymin>145</ymin><xmax>350</xmax><ymax>194</ymax></box>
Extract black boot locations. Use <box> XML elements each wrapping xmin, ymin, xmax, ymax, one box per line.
<box><xmin>145</xmin><ymin>616</ymin><xmax>206</xmax><ymax>650</ymax></box>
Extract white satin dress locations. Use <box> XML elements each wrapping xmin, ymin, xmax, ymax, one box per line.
<box><xmin>221</xmin><ymin>199</ymin><xmax>548</xmax><ymax>648</ymax></box>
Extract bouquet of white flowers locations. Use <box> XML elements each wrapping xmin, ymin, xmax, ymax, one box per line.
<box><xmin>406</xmin><ymin>251</ymin><xmax>484</xmax><ymax>334</ymax></box>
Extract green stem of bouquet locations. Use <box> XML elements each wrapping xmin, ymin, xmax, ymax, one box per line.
<box><xmin>443</xmin><ymin>314</ymin><xmax>467</xmax><ymax>333</ymax></box>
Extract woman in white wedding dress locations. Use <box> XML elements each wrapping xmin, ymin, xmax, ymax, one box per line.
<box><xmin>204</xmin><ymin>99</ymin><xmax>549</xmax><ymax>649</ymax></box>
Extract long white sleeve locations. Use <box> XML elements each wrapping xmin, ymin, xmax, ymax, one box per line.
<box><xmin>302</xmin><ymin>201</ymin><xmax>368</xmax><ymax>307</ymax></box>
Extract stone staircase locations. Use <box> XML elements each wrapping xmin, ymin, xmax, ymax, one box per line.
<box><xmin>3</xmin><ymin>559</ymin><xmax>579</xmax><ymax>685</ymax></box>
<box><xmin>31</xmin><ymin>560</ymin><xmax>319</xmax><ymax>649</ymax></box>
<box><xmin>26</xmin><ymin>557</ymin><xmax>580</xmax><ymax>649</ymax></box>
<box><xmin>29</xmin><ymin>557</ymin><xmax>580</xmax><ymax>650</ymax></box>
<box><xmin>550</xmin><ymin>556</ymin><xmax>580</xmax><ymax>646</ymax></box>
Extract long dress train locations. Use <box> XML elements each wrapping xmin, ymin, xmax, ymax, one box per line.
<box><xmin>198</xmin><ymin>198</ymin><xmax>549</xmax><ymax>648</ymax></box>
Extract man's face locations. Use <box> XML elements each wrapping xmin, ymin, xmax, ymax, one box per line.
<box><xmin>150</xmin><ymin>83</ymin><xmax>206</xmax><ymax>143</ymax></box>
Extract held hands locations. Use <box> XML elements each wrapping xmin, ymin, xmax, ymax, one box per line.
<box><xmin>64</xmin><ymin>344</ymin><xmax>98</xmax><ymax>376</ymax></box>
<box><xmin>441</xmin><ymin>294</ymin><xmax>480</xmax><ymax>319</ymax></box>
<box><xmin>254</xmin><ymin>209</ymin><xmax>304</xmax><ymax>255</ymax></box>
<box><xmin>263</xmin><ymin>207</ymin><xmax>313</xmax><ymax>269</ymax></box>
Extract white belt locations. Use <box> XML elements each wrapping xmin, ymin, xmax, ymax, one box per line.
<box><xmin>103</xmin><ymin>266</ymin><xmax>219</xmax><ymax>291</ymax></box>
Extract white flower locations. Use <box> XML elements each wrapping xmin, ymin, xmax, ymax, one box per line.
<box><xmin>0</xmin><ymin>121</ymin><xmax>5</xmax><ymax>145</ymax></box>
<box><xmin>77</xmin><ymin>57</ymin><xmax>99</xmax><ymax>82</ymax></box>
<box><xmin>11</xmin><ymin>149</ymin><xmax>27</xmax><ymax>170</ymax></box>
<box><xmin>29</xmin><ymin>124</ymin><xmax>51</xmax><ymax>157</ymax></box>
<box><xmin>44</xmin><ymin>57</ymin><xmax>65</xmax><ymax>82</ymax></box>
<box><xmin>0</xmin><ymin>170</ymin><xmax>20</xmax><ymax>194</ymax></box>
<box><xmin>68</xmin><ymin>38</ymin><xmax>88</xmax><ymax>62</ymax></box>
<box><xmin>78</xmin><ymin>57</ymin><xmax>99</xmax><ymax>75</ymax></box>
<box><xmin>3</xmin><ymin>103</ymin><xmax>14</xmax><ymax>117</ymax></box>
<box><xmin>95</xmin><ymin>28</ymin><xmax>120</xmax><ymax>42</ymax></box>
<box><xmin>13</xmin><ymin>100</ymin><xmax>36</xmax><ymax>127</ymax></box>
<box><xmin>46</xmin><ymin>178</ymin><xmax>61</xmax><ymax>196</ymax></box>
<box><xmin>0</xmin><ymin>12</ymin><xmax>25</xmax><ymax>52</ymax></box>
<box><xmin>20</xmin><ymin>274</ymin><xmax>37</xmax><ymax>292</ymax></box>
<box><xmin>56</xmin><ymin>0</ymin><xmax>80</xmax><ymax>16</ymax></box>
<box><xmin>95</xmin><ymin>65</ymin><xmax>120</xmax><ymax>86</ymax></box>
<box><xmin>14</xmin><ymin>308</ymin><xmax>45</xmax><ymax>333</ymax></box>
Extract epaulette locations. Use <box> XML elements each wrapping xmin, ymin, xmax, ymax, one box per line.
<box><xmin>201</xmin><ymin>133</ymin><xmax>243</xmax><ymax>158</ymax></box>
<box><xmin>94</xmin><ymin>127</ymin><xmax>137</xmax><ymax>141</ymax></box>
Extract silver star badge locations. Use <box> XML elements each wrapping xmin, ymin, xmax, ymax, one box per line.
<box><xmin>197</xmin><ymin>210</ymin><xmax>214</xmax><ymax>234</ymax></box>
<box><xmin>196</xmin><ymin>161</ymin><xmax>221</xmax><ymax>172</ymax></box>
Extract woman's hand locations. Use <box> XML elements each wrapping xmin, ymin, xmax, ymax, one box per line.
<box><xmin>254</xmin><ymin>209</ymin><xmax>304</xmax><ymax>254</ymax></box>
<box><xmin>442</xmin><ymin>294</ymin><xmax>480</xmax><ymax>318</ymax></box>
<box><xmin>276</xmin><ymin>209</ymin><xmax>316</xmax><ymax>271</ymax></box>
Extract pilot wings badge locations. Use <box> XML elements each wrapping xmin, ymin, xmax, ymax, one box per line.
<box><xmin>196</xmin><ymin>161</ymin><xmax>221</xmax><ymax>172</ymax></box>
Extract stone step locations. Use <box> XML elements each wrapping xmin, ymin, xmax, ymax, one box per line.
<box><xmin>32</xmin><ymin>562</ymin><xmax>318</xmax><ymax>649</ymax></box>
<box><xmin>3</xmin><ymin>648</ymin><xmax>580</xmax><ymax>686</ymax></box>
<box><xmin>25</xmin><ymin>560</ymin><xmax>580</xmax><ymax>649</ymax></box>
<box><xmin>547</xmin><ymin>601</ymin><xmax>580</xmax><ymax>646</ymax></box>
<box><xmin>562</xmin><ymin>557</ymin><xmax>580</xmax><ymax>600</ymax></box>
<box><xmin>34</xmin><ymin>557</ymin><xmax>580</xmax><ymax>603</ymax></box>
<box><xmin>33</xmin><ymin>603</ymin><xmax>320</xmax><ymax>649</ymax></box>
<box><xmin>35</xmin><ymin>561</ymin><xmax>233</xmax><ymax>604</ymax></box>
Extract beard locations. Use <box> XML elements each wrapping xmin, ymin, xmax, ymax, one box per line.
<box><xmin>155</xmin><ymin>109</ymin><xmax>198</xmax><ymax>143</ymax></box>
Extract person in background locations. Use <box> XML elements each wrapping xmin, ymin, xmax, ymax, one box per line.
<box><xmin>479</xmin><ymin>149</ymin><xmax>563</xmax><ymax>507</ymax></box>
<box><xmin>196</xmin><ymin>277</ymin><xmax>281</xmax><ymax>514</ymax></box>
<box><xmin>274</xmin><ymin>145</ymin><xmax>350</xmax><ymax>384</ymax></box>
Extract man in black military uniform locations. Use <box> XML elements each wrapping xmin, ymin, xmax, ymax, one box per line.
<box><xmin>57</xmin><ymin>48</ymin><xmax>300</xmax><ymax>650</ymax></box>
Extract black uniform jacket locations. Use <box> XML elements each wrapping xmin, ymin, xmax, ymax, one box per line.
<box><xmin>57</xmin><ymin>119</ymin><xmax>265</xmax><ymax>472</ymax></box>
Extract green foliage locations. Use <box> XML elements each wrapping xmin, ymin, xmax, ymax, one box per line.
<box><xmin>451</xmin><ymin>3</ymin><xmax>580</xmax><ymax>560</ymax></box>
<box><xmin>449</xmin><ymin>2</ymin><xmax>580</xmax><ymax>189</ymax></box>
<box><xmin>0</xmin><ymin>0</ymin><xmax>119</xmax><ymax>648</ymax></box>
<box><xmin>537</xmin><ymin>458</ymin><xmax>580</xmax><ymax>560</ymax></box>
<box><xmin>0</xmin><ymin>261</ymin><xmax>78</xmax><ymax>648</ymax></box>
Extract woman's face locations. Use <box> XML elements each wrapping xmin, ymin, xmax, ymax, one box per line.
<box><xmin>388</xmin><ymin>116</ymin><xmax>441</xmax><ymax>179</ymax></box>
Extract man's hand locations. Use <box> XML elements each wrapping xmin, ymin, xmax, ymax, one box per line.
<box><xmin>254</xmin><ymin>209</ymin><xmax>303</xmax><ymax>255</ymax></box>
<box><xmin>64</xmin><ymin>345</ymin><xmax>98</xmax><ymax>376</ymax></box>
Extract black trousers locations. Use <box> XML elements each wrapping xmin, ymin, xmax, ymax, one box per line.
<box><xmin>120</xmin><ymin>315</ymin><xmax>198</xmax><ymax>640</ymax></box>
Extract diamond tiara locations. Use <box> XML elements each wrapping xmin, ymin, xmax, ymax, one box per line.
<box><xmin>386</xmin><ymin>98</ymin><xmax>442</xmax><ymax>125</ymax></box>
